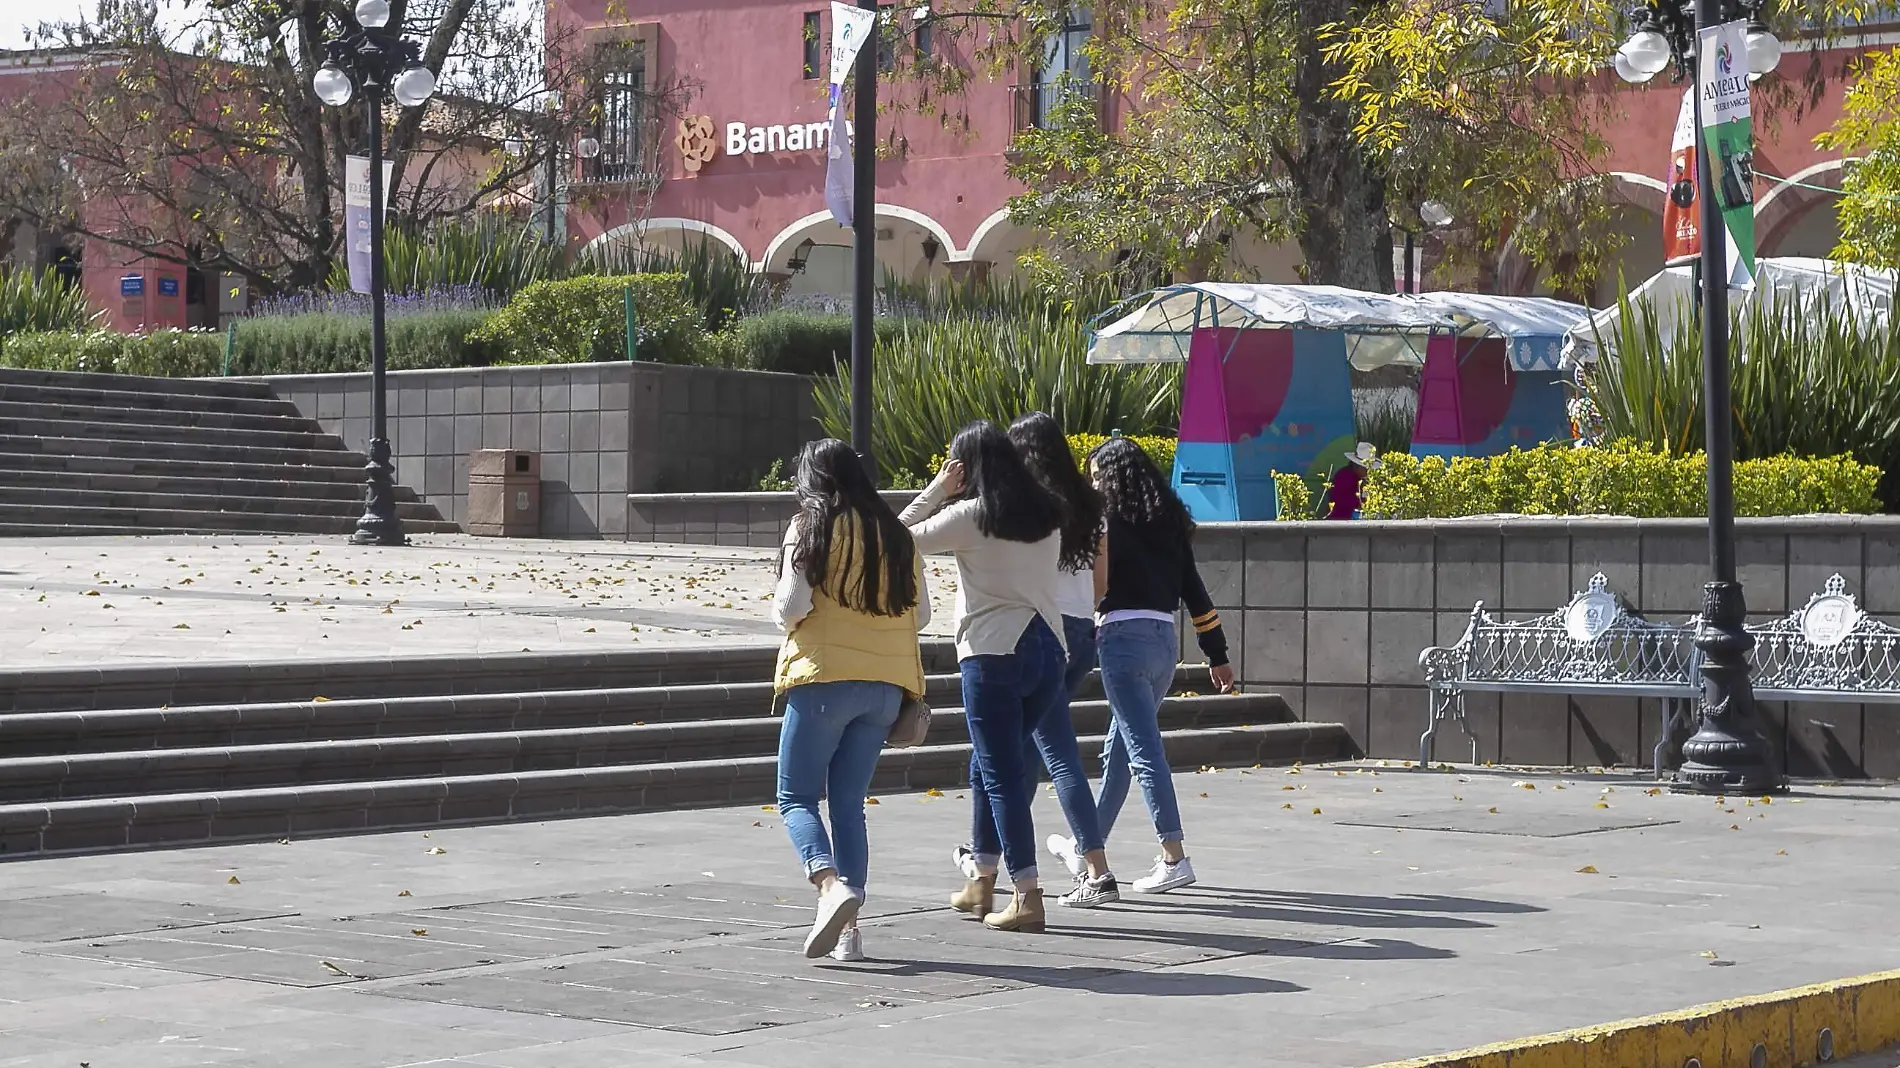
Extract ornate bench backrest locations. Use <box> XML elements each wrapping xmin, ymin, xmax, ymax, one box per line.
<box><xmin>1455</xmin><ymin>573</ymin><xmax>1699</xmax><ymax>687</ymax></box>
<box><xmin>1748</xmin><ymin>573</ymin><xmax>1900</xmax><ymax>694</ymax></box>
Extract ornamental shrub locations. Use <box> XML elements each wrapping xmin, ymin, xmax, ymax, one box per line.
<box><xmin>1066</xmin><ymin>433</ymin><xmax>1175</xmax><ymax>474</ymax></box>
<box><xmin>1358</xmin><ymin>442</ymin><xmax>1880</xmax><ymax>519</ymax></box>
<box><xmin>0</xmin><ymin>329</ymin><xmax>223</xmax><ymax>377</ymax></box>
<box><xmin>470</xmin><ymin>273</ymin><xmax>704</xmax><ymax>365</ymax></box>
<box><xmin>227</xmin><ymin>310</ymin><xmax>499</xmax><ymax>375</ymax></box>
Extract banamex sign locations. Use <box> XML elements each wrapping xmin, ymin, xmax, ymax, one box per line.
<box><xmin>723</xmin><ymin>119</ymin><xmax>845</xmax><ymax>157</ymax></box>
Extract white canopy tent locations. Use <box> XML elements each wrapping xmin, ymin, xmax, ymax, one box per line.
<box><xmin>1087</xmin><ymin>282</ymin><xmax>1592</xmax><ymax>372</ymax></box>
<box><xmin>1560</xmin><ymin>257</ymin><xmax>1900</xmax><ymax>367</ymax></box>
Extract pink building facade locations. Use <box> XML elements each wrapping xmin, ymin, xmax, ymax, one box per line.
<box><xmin>557</xmin><ymin>1</ymin><xmax>1883</xmax><ymax>301</ymax></box>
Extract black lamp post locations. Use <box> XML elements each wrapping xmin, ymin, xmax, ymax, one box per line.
<box><xmin>313</xmin><ymin>0</ymin><xmax>439</xmax><ymax>546</ymax></box>
<box><xmin>1615</xmin><ymin>0</ymin><xmax>1783</xmax><ymax>793</ymax></box>
<box><xmin>850</xmin><ymin>0</ymin><xmax>877</xmax><ymax>480</ymax></box>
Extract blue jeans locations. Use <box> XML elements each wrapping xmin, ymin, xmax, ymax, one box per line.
<box><xmin>776</xmin><ymin>680</ymin><xmax>903</xmax><ymax>892</ymax></box>
<box><xmin>961</xmin><ymin>615</ymin><xmax>1066</xmax><ymax>880</ymax></box>
<box><xmin>970</xmin><ymin>615</ymin><xmax>1104</xmax><ymax>862</ymax></box>
<box><xmin>1095</xmin><ymin>618</ymin><xmax>1184</xmax><ymax>845</ymax></box>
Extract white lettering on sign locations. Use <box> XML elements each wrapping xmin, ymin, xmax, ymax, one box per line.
<box><xmin>726</xmin><ymin>120</ymin><xmax>834</xmax><ymax>157</ymax></box>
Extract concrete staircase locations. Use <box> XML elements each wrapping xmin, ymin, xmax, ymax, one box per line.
<box><xmin>0</xmin><ymin>643</ymin><xmax>1355</xmax><ymax>857</ymax></box>
<box><xmin>0</xmin><ymin>368</ymin><xmax>456</xmax><ymax>536</ymax></box>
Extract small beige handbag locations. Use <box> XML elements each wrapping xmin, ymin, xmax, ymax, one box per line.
<box><xmin>886</xmin><ymin>693</ymin><xmax>933</xmax><ymax>748</ymax></box>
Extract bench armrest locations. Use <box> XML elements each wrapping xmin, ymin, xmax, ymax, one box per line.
<box><xmin>1419</xmin><ymin>644</ymin><xmax>1466</xmax><ymax>685</ymax></box>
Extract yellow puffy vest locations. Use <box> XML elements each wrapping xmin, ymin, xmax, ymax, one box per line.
<box><xmin>773</xmin><ymin>514</ymin><xmax>926</xmax><ymax>697</ymax></box>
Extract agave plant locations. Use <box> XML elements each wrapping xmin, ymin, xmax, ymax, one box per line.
<box><xmin>326</xmin><ymin>216</ymin><xmax>565</xmax><ymax>301</ymax></box>
<box><xmin>0</xmin><ymin>267</ymin><xmax>97</xmax><ymax>342</ymax></box>
<box><xmin>813</xmin><ymin>313</ymin><xmax>1181</xmax><ymax>482</ymax></box>
<box><xmin>1590</xmin><ymin>286</ymin><xmax>1900</xmax><ymax>508</ymax></box>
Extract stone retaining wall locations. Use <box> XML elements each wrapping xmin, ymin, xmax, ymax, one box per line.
<box><xmin>625</xmin><ymin>495</ymin><xmax>1900</xmax><ymax>777</ymax></box>
<box><xmin>255</xmin><ymin>362</ymin><xmax>820</xmax><ymax>538</ymax></box>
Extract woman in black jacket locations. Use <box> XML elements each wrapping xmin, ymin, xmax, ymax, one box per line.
<box><xmin>1086</xmin><ymin>437</ymin><xmax>1233</xmax><ymax>894</ymax></box>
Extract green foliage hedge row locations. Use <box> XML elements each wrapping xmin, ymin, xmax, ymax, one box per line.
<box><xmin>0</xmin><ymin>328</ymin><xmax>225</xmax><ymax>377</ymax></box>
<box><xmin>1357</xmin><ymin>444</ymin><xmax>1881</xmax><ymax>519</ymax></box>
<box><xmin>469</xmin><ymin>274</ymin><xmax>702</xmax><ymax>366</ymax></box>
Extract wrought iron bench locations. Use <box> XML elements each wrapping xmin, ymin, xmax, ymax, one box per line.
<box><xmin>1421</xmin><ymin>572</ymin><xmax>1900</xmax><ymax>776</ymax></box>
<box><xmin>1418</xmin><ymin>573</ymin><xmax>1701</xmax><ymax>773</ymax></box>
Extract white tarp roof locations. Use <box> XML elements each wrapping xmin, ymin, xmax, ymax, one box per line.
<box><xmin>1087</xmin><ymin>282</ymin><xmax>1591</xmax><ymax>371</ymax></box>
<box><xmin>1561</xmin><ymin>257</ymin><xmax>1900</xmax><ymax>366</ymax></box>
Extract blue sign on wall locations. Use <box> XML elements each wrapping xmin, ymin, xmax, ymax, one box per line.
<box><xmin>119</xmin><ymin>275</ymin><xmax>144</xmax><ymax>297</ymax></box>
<box><xmin>157</xmin><ymin>277</ymin><xmax>179</xmax><ymax>297</ymax></box>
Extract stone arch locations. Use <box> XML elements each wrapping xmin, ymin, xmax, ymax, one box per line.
<box><xmin>581</xmin><ymin>217</ymin><xmax>751</xmax><ymax>262</ymax></box>
<box><xmin>759</xmin><ymin>207</ymin><xmax>958</xmax><ymax>294</ymax></box>
<box><xmin>1494</xmin><ymin>172</ymin><xmax>1668</xmax><ymax>299</ymax></box>
<box><xmin>1755</xmin><ymin>158</ymin><xmax>1851</xmax><ymax>259</ymax></box>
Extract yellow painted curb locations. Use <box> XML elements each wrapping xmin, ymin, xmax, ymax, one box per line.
<box><xmin>1364</xmin><ymin>968</ymin><xmax>1900</xmax><ymax>1068</ymax></box>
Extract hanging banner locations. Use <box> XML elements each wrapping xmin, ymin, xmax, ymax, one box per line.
<box><xmin>823</xmin><ymin>1</ymin><xmax>877</xmax><ymax>227</ymax></box>
<box><xmin>1662</xmin><ymin>88</ymin><xmax>1699</xmax><ymax>266</ymax></box>
<box><xmin>1697</xmin><ymin>20</ymin><xmax>1757</xmax><ymax>287</ymax></box>
<box><xmin>345</xmin><ymin>155</ymin><xmax>394</xmax><ymax>296</ymax></box>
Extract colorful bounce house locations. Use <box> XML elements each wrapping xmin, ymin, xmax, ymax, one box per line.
<box><xmin>1087</xmin><ymin>284</ymin><xmax>1592</xmax><ymax>520</ymax></box>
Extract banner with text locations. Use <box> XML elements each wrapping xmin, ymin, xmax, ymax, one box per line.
<box><xmin>1662</xmin><ymin>88</ymin><xmax>1699</xmax><ymax>265</ymax></box>
<box><xmin>1697</xmin><ymin>20</ymin><xmax>1757</xmax><ymax>287</ymax></box>
<box><xmin>824</xmin><ymin>1</ymin><xmax>877</xmax><ymax>227</ymax></box>
<box><xmin>345</xmin><ymin>155</ymin><xmax>395</xmax><ymax>296</ymax></box>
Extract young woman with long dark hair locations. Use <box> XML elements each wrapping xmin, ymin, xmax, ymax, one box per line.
<box><xmin>951</xmin><ymin>412</ymin><xmax>1120</xmax><ymax>907</ymax></box>
<box><xmin>772</xmin><ymin>438</ymin><xmax>930</xmax><ymax>962</ymax></box>
<box><xmin>1086</xmin><ymin>437</ymin><xmax>1234</xmax><ymax>894</ymax></box>
<box><xmin>902</xmin><ymin>420</ymin><xmax>1066</xmax><ymax>932</ymax></box>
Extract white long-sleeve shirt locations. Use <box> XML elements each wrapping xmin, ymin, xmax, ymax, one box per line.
<box><xmin>900</xmin><ymin>479</ymin><xmax>1066</xmax><ymax>661</ymax></box>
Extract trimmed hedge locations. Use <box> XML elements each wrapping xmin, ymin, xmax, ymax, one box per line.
<box><xmin>470</xmin><ymin>273</ymin><xmax>701</xmax><ymax>365</ymax></box>
<box><xmin>0</xmin><ymin>329</ymin><xmax>223</xmax><ymax>377</ymax></box>
<box><xmin>231</xmin><ymin>310</ymin><xmax>498</xmax><ymax>374</ymax></box>
<box><xmin>1358</xmin><ymin>444</ymin><xmax>1882</xmax><ymax>519</ymax></box>
<box><xmin>1067</xmin><ymin>433</ymin><xmax>1175</xmax><ymax>474</ymax></box>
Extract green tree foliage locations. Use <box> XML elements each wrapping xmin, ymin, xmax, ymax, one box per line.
<box><xmin>1819</xmin><ymin>45</ymin><xmax>1900</xmax><ymax>266</ymax></box>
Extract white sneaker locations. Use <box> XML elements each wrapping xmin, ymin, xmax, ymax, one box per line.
<box><xmin>1132</xmin><ymin>856</ymin><xmax>1196</xmax><ymax>894</ymax></box>
<box><xmin>952</xmin><ymin>844</ymin><xmax>980</xmax><ymax>880</ymax></box>
<box><xmin>1046</xmin><ymin>834</ymin><xmax>1087</xmax><ymax>879</ymax></box>
<box><xmin>1058</xmin><ymin>873</ymin><xmax>1121</xmax><ymax>909</ymax></box>
<box><xmin>804</xmin><ymin>883</ymin><xmax>861</xmax><ymax>959</ymax></box>
<box><xmin>830</xmin><ymin>926</ymin><xmax>865</xmax><ymax>962</ymax></box>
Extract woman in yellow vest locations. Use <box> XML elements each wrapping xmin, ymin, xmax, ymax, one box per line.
<box><xmin>772</xmin><ymin>438</ymin><xmax>929</xmax><ymax>963</ymax></box>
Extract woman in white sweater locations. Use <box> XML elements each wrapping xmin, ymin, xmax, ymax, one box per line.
<box><xmin>901</xmin><ymin>421</ymin><xmax>1066</xmax><ymax>933</ymax></box>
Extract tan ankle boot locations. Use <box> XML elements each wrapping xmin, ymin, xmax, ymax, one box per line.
<box><xmin>949</xmin><ymin>874</ymin><xmax>995</xmax><ymax>918</ymax></box>
<box><xmin>982</xmin><ymin>888</ymin><xmax>1045</xmax><ymax>932</ymax></box>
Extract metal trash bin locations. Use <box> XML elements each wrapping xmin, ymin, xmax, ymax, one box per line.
<box><xmin>468</xmin><ymin>449</ymin><xmax>540</xmax><ymax>537</ymax></box>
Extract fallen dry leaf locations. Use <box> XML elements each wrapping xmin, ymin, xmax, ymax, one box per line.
<box><xmin>226</xmin><ymin>875</ymin><xmax>241</xmax><ymax>885</ymax></box>
<box><xmin>411</xmin><ymin>929</ymin><xmax>428</xmax><ymax>937</ymax></box>
<box><xmin>1486</xmin><ymin>806</ymin><xmax>1498</xmax><ymax>814</ymax></box>
<box><xmin>1310</xmin><ymin>807</ymin><xmax>1322</xmax><ymax>815</ymax></box>
<box><xmin>425</xmin><ymin>846</ymin><xmax>447</xmax><ymax>855</ymax></box>
<box><xmin>1576</xmin><ymin>865</ymin><xmax>1599</xmax><ymax>874</ymax></box>
<box><xmin>397</xmin><ymin>890</ymin><xmax>412</xmax><ymax>897</ymax></box>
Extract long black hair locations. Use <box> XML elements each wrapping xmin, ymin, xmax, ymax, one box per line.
<box><xmin>788</xmin><ymin>438</ymin><xmax>918</xmax><ymax>617</ymax></box>
<box><xmin>947</xmin><ymin>420</ymin><xmax>1061</xmax><ymax>544</ymax></box>
<box><xmin>1008</xmin><ymin>411</ymin><xmax>1102</xmax><ymax>573</ymax></box>
<box><xmin>1088</xmin><ymin>437</ymin><xmax>1194</xmax><ymax>545</ymax></box>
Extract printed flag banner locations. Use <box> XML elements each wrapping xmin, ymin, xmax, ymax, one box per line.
<box><xmin>1697</xmin><ymin>20</ymin><xmax>1757</xmax><ymax>287</ymax></box>
<box><xmin>824</xmin><ymin>2</ymin><xmax>877</xmax><ymax>226</ymax></box>
<box><xmin>345</xmin><ymin>155</ymin><xmax>394</xmax><ymax>296</ymax></box>
<box><xmin>1663</xmin><ymin>89</ymin><xmax>1699</xmax><ymax>265</ymax></box>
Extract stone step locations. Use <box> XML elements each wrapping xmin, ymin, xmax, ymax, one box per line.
<box><xmin>0</xmin><ymin>502</ymin><xmax>460</xmax><ymax>537</ymax></box>
<box><xmin>0</xmin><ymin>644</ymin><xmax>963</xmax><ymax>714</ymax></box>
<box><xmin>0</xmin><ymin>721</ymin><xmax>1349</xmax><ymax>856</ymax></box>
<box><xmin>0</xmin><ymin>367</ymin><xmax>275</xmax><ymax>398</ymax></box>
<box><xmin>0</xmin><ymin>694</ymin><xmax>1286</xmax><ymax>803</ymax></box>
<box><xmin>0</xmin><ymin>485</ymin><xmax>444</xmax><ymax>521</ymax></box>
<box><xmin>3</xmin><ymin>466</ymin><xmax>425</xmax><ymax>504</ymax></box>
<box><xmin>0</xmin><ymin>414</ymin><xmax>343</xmax><ymax>452</ymax></box>
<box><xmin>0</xmin><ymin>668</ymin><xmax>1226</xmax><ymax>755</ymax></box>
<box><xmin>0</xmin><ymin>449</ymin><xmax>370</xmax><ymax>484</ymax></box>
<box><xmin>0</xmin><ymin>432</ymin><xmax>360</xmax><ymax>469</ymax></box>
<box><xmin>0</xmin><ymin>398</ymin><xmax>322</xmax><ymax>435</ymax></box>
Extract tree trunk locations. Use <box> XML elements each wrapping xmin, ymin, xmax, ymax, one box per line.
<box><xmin>1288</xmin><ymin>0</ymin><xmax>1392</xmax><ymax>292</ymax></box>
